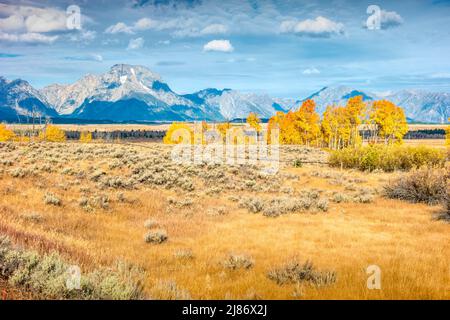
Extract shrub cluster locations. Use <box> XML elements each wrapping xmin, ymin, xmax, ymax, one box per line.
<box><xmin>267</xmin><ymin>260</ymin><xmax>336</xmax><ymax>287</ymax></box>
<box><xmin>329</xmin><ymin>145</ymin><xmax>446</xmax><ymax>172</ymax></box>
<box><xmin>221</xmin><ymin>254</ymin><xmax>254</xmax><ymax>270</ymax></box>
<box><xmin>0</xmin><ymin>236</ymin><xmax>145</xmax><ymax>299</ymax></box>
<box><xmin>384</xmin><ymin>167</ymin><xmax>449</xmax><ymax>206</ymax></box>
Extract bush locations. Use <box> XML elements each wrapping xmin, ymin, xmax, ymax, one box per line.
<box><xmin>329</xmin><ymin>145</ymin><xmax>446</xmax><ymax>172</ymax></box>
<box><xmin>268</xmin><ymin>260</ymin><xmax>336</xmax><ymax>287</ymax></box>
<box><xmin>144</xmin><ymin>230</ymin><xmax>168</xmax><ymax>244</ymax></box>
<box><xmin>384</xmin><ymin>167</ymin><xmax>449</xmax><ymax>205</ymax></box>
<box><xmin>222</xmin><ymin>254</ymin><xmax>254</xmax><ymax>270</ymax></box>
<box><xmin>0</xmin><ymin>235</ymin><xmax>145</xmax><ymax>299</ymax></box>
<box><xmin>44</xmin><ymin>193</ymin><xmax>61</xmax><ymax>206</ymax></box>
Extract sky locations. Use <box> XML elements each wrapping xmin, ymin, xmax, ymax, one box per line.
<box><xmin>0</xmin><ymin>0</ymin><xmax>450</xmax><ymax>98</ymax></box>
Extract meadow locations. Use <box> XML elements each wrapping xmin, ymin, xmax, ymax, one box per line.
<box><xmin>0</xmin><ymin>135</ymin><xmax>448</xmax><ymax>300</ymax></box>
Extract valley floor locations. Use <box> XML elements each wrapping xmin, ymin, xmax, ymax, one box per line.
<box><xmin>0</xmin><ymin>142</ymin><xmax>448</xmax><ymax>299</ymax></box>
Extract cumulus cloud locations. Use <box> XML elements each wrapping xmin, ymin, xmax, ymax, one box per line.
<box><xmin>379</xmin><ymin>10</ymin><xmax>404</xmax><ymax>29</ymax></box>
<box><xmin>302</xmin><ymin>67</ymin><xmax>320</xmax><ymax>75</ymax></box>
<box><xmin>280</xmin><ymin>16</ymin><xmax>344</xmax><ymax>37</ymax></box>
<box><xmin>134</xmin><ymin>18</ymin><xmax>157</xmax><ymax>31</ymax></box>
<box><xmin>363</xmin><ymin>9</ymin><xmax>404</xmax><ymax>30</ymax></box>
<box><xmin>203</xmin><ymin>39</ymin><xmax>234</xmax><ymax>52</ymax></box>
<box><xmin>0</xmin><ymin>4</ymin><xmax>67</xmax><ymax>33</ymax></box>
<box><xmin>106</xmin><ymin>17</ymin><xmax>228</xmax><ymax>38</ymax></box>
<box><xmin>0</xmin><ymin>4</ymin><xmax>77</xmax><ymax>44</ymax></box>
<box><xmin>127</xmin><ymin>37</ymin><xmax>144</xmax><ymax>50</ymax></box>
<box><xmin>105</xmin><ymin>18</ymin><xmax>158</xmax><ymax>34</ymax></box>
<box><xmin>105</xmin><ymin>22</ymin><xmax>134</xmax><ymax>34</ymax></box>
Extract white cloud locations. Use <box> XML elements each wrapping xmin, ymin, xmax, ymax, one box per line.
<box><xmin>0</xmin><ymin>14</ymin><xmax>25</xmax><ymax>31</ymax></box>
<box><xmin>105</xmin><ymin>22</ymin><xmax>134</xmax><ymax>34</ymax></box>
<box><xmin>127</xmin><ymin>37</ymin><xmax>144</xmax><ymax>50</ymax></box>
<box><xmin>203</xmin><ymin>39</ymin><xmax>234</xmax><ymax>52</ymax></box>
<box><xmin>0</xmin><ymin>4</ymin><xmax>68</xmax><ymax>44</ymax></box>
<box><xmin>363</xmin><ymin>9</ymin><xmax>403</xmax><ymax>30</ymax></box>
<box><xmin>302</xmin><ymin>67</ymin><xmax>320</xmax><ymax>75</ymax></box>
<box><xmin>280</xmin><ymin>16</ymin><xmax>344</xmax><ymax>37</ymax></box>
<box><xmin>379</xmin><ymin>10</ymin><xmax>403</xmax><ymax>29</ymax></box>
<box><xmin>0</xmin><ymin>4</ymin><xmax>66</xmax><ymax>33</ymax></box>
<box><xmin>105</xmin><ymin>18</ymin><xmax>158</xmax><ymax>34</ymax></box>
<box><xmin>200</xmin><ymin>23</ymin><xmax>228</xmax><ymax>35</ymax></box>
<box><xmin>69</xmin><ymin>30</ymin><xmax>97</xmax><ymax>42</ymax></box>
<box><xmin>134</xmin><ymin>18</ymin><xmax>157</xmax><ymax>31</ymax></box>
<box><xmin>106</xmin><ymin>17</ymin><xmax>228</xmax><ymax>38</ymax></box>
<box><xmin>0</xmin><ymin>31</ymin><xmax>58</xmax><ymax>44</ymax></box>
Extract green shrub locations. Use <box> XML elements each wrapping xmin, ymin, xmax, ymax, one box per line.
<box><xmin>329</xmin><ymin>145</ymin><xmax>446</xmax><ymax>172</ymax></box>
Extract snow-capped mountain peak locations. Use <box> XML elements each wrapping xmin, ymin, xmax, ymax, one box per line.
<box><xmin>1</xmin><ymin>66</ymin><xmax>448</xmax><ymax>123</ymax></box>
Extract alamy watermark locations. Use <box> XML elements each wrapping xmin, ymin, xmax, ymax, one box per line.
<box><xmin>66</xmin><ymin>5</ymin><xmax>82</xmax><ymax>30</ymax></box>
<box><xmin>366</xmin><ymin>265</ymin><xmax>382</xmax><ymax>290</ymax></box>
<box><xmin>66</xmin><ymin>265</ymin><xmax>81</xmax><ymax>291</ymax></box>
<box><xmin>170</xmin><ymin>123</ymin><xmax>280</xmax><ymax>175</ymax></box>
<box><xmin>366</xmin><ymin>5</ymin><xmax>381</xmax><ymax>30</ymax></box>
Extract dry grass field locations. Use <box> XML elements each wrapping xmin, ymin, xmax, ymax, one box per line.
<box><xmin>0</xmin><ymin>140</ymin><xmax>448</xmax><ymax>300</ymax></box>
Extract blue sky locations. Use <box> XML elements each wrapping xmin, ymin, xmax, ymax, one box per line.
<box><xmin>0</xmin><ymin>0</ymin><xmax>450</xmax><ymax>98</ymax></box>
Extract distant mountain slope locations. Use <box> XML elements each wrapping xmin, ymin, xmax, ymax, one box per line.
<box><xmin>384</xmin><ymin>90</ymin><xmax>449</xmax><ymax>124</ymax></box>
<box><xmin>40</xmin><ymin>65</ymin><xmax>288</xmax><ymax>122</ymax></box>
<box><xmin>0</xmin><ymin>77</ymin><xmax>57</xmax><ymax>121</ymax></box>
<box><xmin>293</xmin><ymin>86</ymin><xmax>449</xmax><ymax>123</ymax></box>
<box><xmin>1</xmin><ymin>66</ymin><xmax>448</xmax><ymax>123</ymax></box>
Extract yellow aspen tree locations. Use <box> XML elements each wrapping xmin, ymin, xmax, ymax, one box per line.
<box><xmin>79</xmin><ymin>131</ymin><xmax>92</xmax><ymax>143</ymax></box>
<box><xmin>321</xmin><ymin>106</ymin><xmax>335</xmax><ymax>148</ymax></box>
<box><xmin>370</xmin><ymin>100</ymin><xmax>408</xmax><ymax>144</ymax></box>
<box><xmin>246</xmin><ymin>112</ymin><xmax>262</xmax><ymax>132</ymax></box>
<box><xmin>345</xmin><ymin>96</ymin><xmax>366</xmax><ymax>146</ymax></box>
<box><xmin>216</xmin><ymin>122</ymin><xmax>232</xmax><ymax>141</ymax></box>
<box><xmin>0</xmin><ymin>124</ymin><xmax>16</xmax><ymax>142</ymax></box>
<box><xmin>267</xmin><ymin>111</ymin><xmax>285</xmax><ymax>144</ymax></box>
<box><xmin>39</xmin><ymin>125</ymin><xmax>66</xmax><ymax>142</ymax></box>
<box><xmin>163</xmin><ymin>122</ymin><xmax>194</xmax><ymax>144</ymax></box>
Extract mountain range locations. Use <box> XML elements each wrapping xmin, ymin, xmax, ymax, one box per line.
<box><xmin>0</xmin><ymin>64</ymin><xmax>448</xmax><ymax>123</ymax></box>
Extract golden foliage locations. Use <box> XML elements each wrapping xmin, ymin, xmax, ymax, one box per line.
<box><xmin>38</xmin><ymin>125</ymin><xmax>66</xmax><ymax>142</ymax></box>
<box><xmin>246</xmin><ymin>112</ymin><xmax>262</xmax><ymax>132</ymax></box>
<box><xmin>0</xmin><ymin>124</ymin><xmax>16</xmax><ymax>142</ymax></box>
<box><xmin>446</xmin><ymin>118</ymin><xmax>450</xmax><ymax>146</ymax></box>
<box><xmin>320</xmin><ymin>96</ymin><xmax>366</xmax><ymax>149</ymax></box>
<box><xmin>370</xmin><ymin>100</ymin><xmax>408</xmax><ymax>144</ymax></box>
<box><xmin>267</xmin><ymin>100</ymin><xmax>321</xmax><ymax>146</ymax></box>
<box><xmin>79</xmin><ymin>131</ymin><xmax>93</xmax><ymax>143</ymax></box>
<box><xmin>163</xmin><ymin>122</ymin><xmax>194</xmax><ymax>144</ymax></box>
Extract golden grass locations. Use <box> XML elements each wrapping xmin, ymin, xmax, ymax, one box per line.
<box><xmin>0</xmin><ymin>142</ymin><xmax>448</xmax><ymax>300</ymax></box>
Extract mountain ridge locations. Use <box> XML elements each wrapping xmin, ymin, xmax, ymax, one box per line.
<box><xmin>0</xmin><ymin>65</ymin><xmax>448</xmax><ymax>123</ymax></box>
